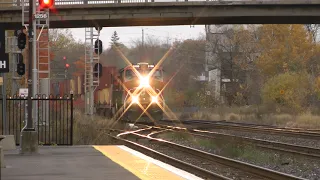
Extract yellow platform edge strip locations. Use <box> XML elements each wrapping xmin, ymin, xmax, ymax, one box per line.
<box><xmin>93</xmin><ymin>145</ymin><xmax>186</xmax><ymax>180</ymax></box>
<box><xmin>93</xmin><ymin>145</ymin><xmax>147</xmax><ymax>180</ymax></box>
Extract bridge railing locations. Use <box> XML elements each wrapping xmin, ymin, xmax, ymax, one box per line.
<box><xmin>0</xmin><ymin>0</ymin><xmax>213</xmax><ymax>8</ymax></box>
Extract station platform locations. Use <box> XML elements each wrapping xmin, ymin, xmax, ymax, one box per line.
<box><xmin>1</xmin><ymin>145</ymin><xmax>203</xmax><ymax>180</ymax></box>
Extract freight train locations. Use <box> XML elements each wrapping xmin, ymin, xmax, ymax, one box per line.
<box><xmin>54</xmin><ymin>62</ymin><xmax>165</xmax><ymax>123</ymax></box>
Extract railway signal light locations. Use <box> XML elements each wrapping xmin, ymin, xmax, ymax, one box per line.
<box><xmin>17</xmin><ymin>32</ymin><xmax>26</xmax><ymax>50</ymax></box>
<box><xmin>94</xmin><ymin>63</ymin><xmax>102</xmax><ymax>78</ymax></box>
<box><xmin>17</xmin><ymin>63</ymin><xmax>25</xmax><ymax>76</ymax></box>
<box><xmin>39</xmin><ymin>0</ymin><xmax>54</xmax><ymax>9</ymax></box>
<box><xmin>65</xmin><ymin>63</ymin><xmax>70</xmax><ymax>69</ymax></box>
<box><xmin>94</xmin><ymin>39</ymin><xmax>103</xmax><ymax>55</ymax></box>
<box><xmin>63</xmin><ymin>56</ymin><xmax>67</xmax><ymax>60</ymax></box>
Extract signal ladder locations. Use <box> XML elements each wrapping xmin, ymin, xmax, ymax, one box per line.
<box><xmin>84</xmin><ymin>27</ymin><xmax>101</xmax><ymax>115</ymax></box>
<box><xmin>36</xmin><ymin>10</ymin><xmax>50</xmax><ymax>94</ymax></box>
<box><xmin>21</xmin><ymin>0</ymin><xmax>30</xmax><ymax>27</ymax></box>
<box><xmin>21</xmin><ymin>0</ymin><xmax>51</xmax><ymax>94</ymax></box>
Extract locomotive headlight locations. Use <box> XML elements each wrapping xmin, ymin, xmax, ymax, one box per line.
<box><xmin>151</xmin><ymin>96</ymin><xmax>158</xmax><ymax>103</ymax></box>
<box><xmin>131</xmin><ymin>96</ymin><xmax>138</xmax><ymax>104</ymax></box>
<box><xmin>139</xmin><ymin>76</ymin><xmax>150</xmax><ymax>88</ymax></box>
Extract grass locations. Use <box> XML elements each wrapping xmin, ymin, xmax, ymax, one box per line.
<box><xmin>72</xmin><ymin>109</ymin><xmax>123</xmax><ymax>145</ymax></box>
<box><xmin>173</xmin><ymin>105</ymin><xmax>320</xmax><ymax>129</ymax></box>
<box><xmin>159</xmin><ymin>131</ymin><xmax>278</xmax><ymax>165</ymax></box>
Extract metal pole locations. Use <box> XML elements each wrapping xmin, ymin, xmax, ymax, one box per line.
<box><xmin>11</xmin><ymin>53</ymin><xmax>16</xmax><ymax>96</ymax></box>
<box><xmin>26</xmin><ymin>0</ymin><xmax>34</xmax><ymax>129</ymax></box>
<box><xmin>32</xmin><ymin>0</ymin><xmax>38</xmax><ymax>126</ymax></box>
<box><xmin>2</xmin><ymin>73</ymin><xmax>7</xmax><ymax>135</ymax></box>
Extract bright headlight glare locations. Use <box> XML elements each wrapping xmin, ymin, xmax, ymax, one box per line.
<box><xmin>139</xmin><ymin>76</ymin><xmax>150</xmax><ymax>87</ymax></box>
<box><xmin>131</xmin><ymin>96</ymin><xmax>138</xmax><ymax>103</ymax></box>
<box><xmin>151</xmin><ymin>96</ymin><xmax>158</xmax><ymax>103</ymax></box>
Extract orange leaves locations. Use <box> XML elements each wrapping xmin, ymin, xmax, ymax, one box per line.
<box><xmin>256</xmin><ymin>25</ymin><xmax>318</xmax><ymax>78</ymax></box>
<box><xmin>72</xmin><ymin>55</ymin><xmax>85</xmax><ymax>77</ymax></box>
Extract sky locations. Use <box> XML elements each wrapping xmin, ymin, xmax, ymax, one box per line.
<box><xmin>69</xmin><ymin>25</ymin><xmax>206</xmax><ymax>49</ymax></box>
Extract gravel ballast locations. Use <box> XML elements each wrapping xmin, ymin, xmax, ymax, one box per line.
<box><xmin>156</xmin><ymin>131</ymin><xmax>320</xmax><ymax>180</ymax></box>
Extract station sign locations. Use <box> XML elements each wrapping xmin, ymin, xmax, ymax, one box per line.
<box><xmin>19</xmin><ymin>88</ymin><xmax>28</xmax><ymax>97</ymax></box>
<box><xmin>34</xmin><ymin>12</ymin><xmax>48</xmax><ymax>19</ymax></box>
<box><xmin>0</xmin><ymin>59</ymin><xmax>9</xmax><ymax>73</ymax></box>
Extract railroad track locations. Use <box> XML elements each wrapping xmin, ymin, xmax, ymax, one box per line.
<box><xmin>150</xmin><ymin>127</ymin><xmax>320</xmax><ymax>159</ymax></box>
<box><xmin>106</xmin><ymin>128</ymin><xmax>230</xmax><ymax>180</ymax></box>
<box><xmin>110</xmin><ymin>127</ymin><xmax>304</xmax><ymax>180</ymax></box>
<box><xmin>157</xmin><ymin>119</ymin><xmax>320</xmax><ymax>139</ymax></box>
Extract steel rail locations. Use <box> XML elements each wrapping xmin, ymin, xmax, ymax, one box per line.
<box><xmin>123</xmin><ymin>132</ymin><xmax>305</xmax><ymax>180</ymax></box>
<box><xmin>153</xmin><ymin>128</ymin><xmax>320</xmax><ymax>159</ymax></box>
<box><xmin>106</xmin><ymin>133</ymin><xmax>231</xmax><ymax>180</ymax></box>
<box><xmin>160</xmin><ymin>119</ymin><xmax>320</xmax><ymax>139</ymax></box>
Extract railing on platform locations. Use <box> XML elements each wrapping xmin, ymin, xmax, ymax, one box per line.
<box><xmin>0</xmin><ymin>94</ymin><xmax>74</xmax><ymax>146</ymax></box>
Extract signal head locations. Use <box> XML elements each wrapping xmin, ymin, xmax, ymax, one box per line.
<box><xmin>65</xmin><ymin>63</ymin><xmax>70</xmax><ymax>68</ymax></box>
<box><xmin>17</xmin><ymin>32</ymin><xmax>26</xmax><ymax>50</ymax></box>
<box><xmin>39</xmin><ymin>0</ymin><xmax>54</xmax><ymax>9</ymax></box>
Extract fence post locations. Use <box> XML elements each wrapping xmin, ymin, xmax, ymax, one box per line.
<box><xmin>1</xmin><ymin>73</ymin><xmax>7</xmax><ymax>135</ymax></box>
<box><xmin>70</xmin><ymin>93</ymin><xmax>74</xmax><ymax>145</ymax></box>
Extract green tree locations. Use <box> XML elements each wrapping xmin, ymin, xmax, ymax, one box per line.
<box><xmin>262</xmin><ymin>72</ymin><xmax>310</xmax><ymax>112</ymax></box>
<box><xmin>110</xmin><ymin>31</ymin><xmax>120</xmax><ymax>47</ymax></box>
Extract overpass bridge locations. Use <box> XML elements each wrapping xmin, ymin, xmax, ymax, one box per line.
<box><xmin>1</xmin><ymin>0</ymin><xmax>320</xmax><ymax>29</ymax></box>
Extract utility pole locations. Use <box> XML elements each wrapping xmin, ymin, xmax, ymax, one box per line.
<box><xmin>141</xmin><ymin>28</ymin><xmax>144</xmax><ymax>61</ymax></box>
<box><xmin>142</xmin><ymin>28</ymin><xmax>144</xmax><ymax>47</ymax></box>
<box><xmin>20</xmin><ymin>0</ymin><xmax>38</xmax><ymax>154</ymax></box>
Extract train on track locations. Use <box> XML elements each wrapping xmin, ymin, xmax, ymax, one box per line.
<box><xmin>53</xmin><ymin>62</ymin><xmax>166</xmax><ymax>123</ymax></box>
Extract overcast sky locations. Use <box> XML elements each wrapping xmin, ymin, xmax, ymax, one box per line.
<box><xmin>69</xmin><ymin>25</ymin><xmax>206</xmax><ymax>48</ymax></box>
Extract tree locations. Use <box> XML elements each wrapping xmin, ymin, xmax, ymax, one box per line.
<box><xmin>110</xmin><ymin>31</ymin><xmax>120</xmax><ymax>47</ymax></box>
<box><xmin>305</xmin><ymin>24</ymin><xmax>320</xmax><ymax>42</ymax></box>
<box><xmin>208</xmin><ymin>25</ymin><xmax>259</xmax><ymax>105</ymax></box>
<box><xmin>49</xmin><ymin>29</ymin><xmax>86</xmax><ymax>80</ymax></box>
<box><xmin>49</xmin><ymin>29</ymin><xmax>76</xmax><ymax>53</ymax></box>
<box><xmin>262</xmin><ymin>72</ymin><xmax>310</xmax><ymax>112</ymax></box>
<box><xmin>255</xmin><ymin>24</ymin><xmax>316</xmax><ymax>78</ymax></box>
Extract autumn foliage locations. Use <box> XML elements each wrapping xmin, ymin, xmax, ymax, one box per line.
<box><xmin>256</xmin><ymin>25</ymin><xmax>318</xmax><ymax>78</ymax></box>
<box><xmin>255</xmin><ymin>25</ymin><xmax>320</xmax><ymax>111</ymax></box>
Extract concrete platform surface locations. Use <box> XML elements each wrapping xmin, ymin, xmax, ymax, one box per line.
<box><xmin>1</xmin><ymin>146</ymin><xmax>140</xmax><ymax>180</ymax></box>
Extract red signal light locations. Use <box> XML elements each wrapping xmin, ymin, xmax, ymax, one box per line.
<box><xmin>39</xmin><ymin>0</ymin><xmax>54</xmax><ymax>9</ymax></box>
<box><xmin>63</xmin><ymin>56</ymin><xmax>66</xmax><ymax>60</ymax></box>
<box><xmin>65</xmin><ymin>64</ymin><xmax>70</xmax><ymax>68</ymax></box>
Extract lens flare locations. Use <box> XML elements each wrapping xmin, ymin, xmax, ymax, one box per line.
<box><xmin>139</xmin><ymin>76</ymin><xmax>150</xmax><ymax>88</ymax></box>
<box><xmin>131</xmin><ymin>96</ymin><xmax>138</xmax><ymax>104</ymax></box>
<box><xmin>151</xmin><ymin>96</ymin><xmax>158</xmax><ymax>103</ymax></box>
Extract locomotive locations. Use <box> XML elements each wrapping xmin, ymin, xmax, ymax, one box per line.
<box><xmin>95</xmin><ymin>62</ymin><xmax>165</xmax><ymax>123</ymax></box>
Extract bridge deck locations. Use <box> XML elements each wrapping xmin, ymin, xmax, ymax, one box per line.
<box><xmin>1</xmin><ymin>0</ymin><xmax>320</xmax><ymax>28</ymax></box>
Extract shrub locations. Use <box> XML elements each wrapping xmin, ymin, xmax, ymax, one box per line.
<box><xmin>262</xmin><ymin>72</ymin><xmax>310</xmax><ymax>113</ymax></box>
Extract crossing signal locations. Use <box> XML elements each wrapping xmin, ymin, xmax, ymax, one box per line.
<box><xmin>94</xmin><ymin>63</ymin><xmax>102</xmax><ymax>78</ymax></box>
<box><xmin>17</xmin><ymin>32</ymin><xmax>26</xmax><ymax>50</ymax></box>
<box><xmin>17</xmin><ymin>63</ymin><xmax>25</xmax><ymax>76</ymax></box>
<box><xmin>39</xmin><ymin>0</ymin><xmax>54</xmax><ymax>9</ymax></box>
<box><xmin>65</xmin><ymin>63</ymin><xmax>70</xmax><ymax>69</ymax></box>
<box><xmin>94</xmin><ymin>40</ymin><xmax>103</xmax><ymax>55</ymax></box>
